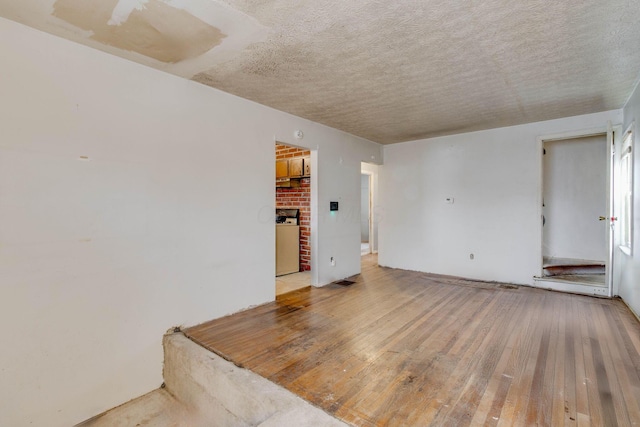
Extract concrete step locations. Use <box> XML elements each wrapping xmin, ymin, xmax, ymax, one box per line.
<box><xmin>163</xmin><ymin>332</ymin><xmax>347</xmax><ymax>427</ymax></box>
<box><xmin>77</xmin><ymin>332</ymin><xmax>347</xmax><ymax>427</ymax></box>
<box><xmin>76</xmin><ymin>388</ymin><xmax>191</xmax><ymax>427</ymax></box>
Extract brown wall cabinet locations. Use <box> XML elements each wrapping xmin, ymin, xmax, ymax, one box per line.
<box><xmin>276</xmin><ymin>159</ymin><xmax>289</xmax><ymax>178</ymax></box>
<box><xmin>289</xmin><ymin>158</ymin><xmax>304</xmax><ymax>177</ymax></box>
<box><xmin>275</xmin><ymin>156</ymin><xmax>310</xmax><ymax>187</ymax></box>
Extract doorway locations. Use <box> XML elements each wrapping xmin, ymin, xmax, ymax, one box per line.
<box><xmin>361</xmin><ymin>173</ymin><xmax>371</xmax><ymax>256</ymax></box>
<box><xmin>361</xmin><ymin>162</ymin><xmax>379</xmax><ymax>256</ymax></box>
<box><xmin>275</xmin><ymin>142</ymin><xmax>312</xmax><ymax>295</ymax></box>
<box><xmin>535</xmin><ymin>129</ymin><xmax>613</xmax><ymax>297</ymax></box>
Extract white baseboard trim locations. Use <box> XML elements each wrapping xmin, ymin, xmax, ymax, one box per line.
<box><xmin>532</xmin><ymin>277</ymin><xmax>609</xmax><ymax>297</ymax></box>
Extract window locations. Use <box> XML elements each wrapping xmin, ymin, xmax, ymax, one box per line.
<box><xmin>619</xmin><ymin>129</ymin><xmax>633</xmax><ymax>254</ymax></box>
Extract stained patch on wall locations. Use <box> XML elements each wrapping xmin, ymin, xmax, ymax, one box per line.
<box><xmin>53</xmin><ymin>0</ymin><xmax>226</xmax><ymax>63</ymax></box>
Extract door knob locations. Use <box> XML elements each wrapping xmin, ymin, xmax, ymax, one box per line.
<box><xmin>599</xmin><ymin>216</ymin><xmax>607</xmax><ymax>221</ymax></box>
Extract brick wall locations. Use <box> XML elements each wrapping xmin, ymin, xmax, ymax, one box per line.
<box><xmin>276</xmin><ymin>143</ymin><xmax>309</xmax><ymax>160</ymax></box>
<box><xmin>276</xmin><ymin>144</ymin><xmax>311</xmax><ymax>271</ymax></box>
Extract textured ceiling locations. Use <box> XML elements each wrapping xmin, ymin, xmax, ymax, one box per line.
<box><xmin>1</xmin><ymin>0</ymin><xmax>640</xmax><ymax>144</ymax></box>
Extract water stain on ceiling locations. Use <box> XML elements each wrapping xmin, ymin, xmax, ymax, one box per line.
<box><xmin>1</xmin><ymin>0</ymin><xmax>639</xmax><ymax>144</ymax></box>
<box><xmin>53</xmin><ymin>0</ymin><xmax>226</xmax><ymax>63</ymax></box>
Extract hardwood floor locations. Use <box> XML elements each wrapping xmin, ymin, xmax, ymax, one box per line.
<box><xmin>185</xmin><ymin>255</ymin><xmax>640</xmax><ymax>426</ymax></box>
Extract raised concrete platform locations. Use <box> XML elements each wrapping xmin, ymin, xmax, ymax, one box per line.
<box><xmin>76</xmin><ymin>388</ymin><xmax>190</xmax><ymax>427</ymax></box>
<box><xmin>77</xmin><ymin>332</ymin><xmax>347</xmax><ymax>427</ymax></box>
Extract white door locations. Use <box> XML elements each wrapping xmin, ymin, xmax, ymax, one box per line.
<box><xmin>543</xmin><ymin>135</ymin><xmax>608</xmax><ymax>262</ymax></box>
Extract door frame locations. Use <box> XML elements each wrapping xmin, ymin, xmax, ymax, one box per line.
<box><xmin>361</xmin><ymin>163</ymin><xmax>379</xmax><ymax>255</ymax></box>
<box><xmin>361</xmin><ymin>171</ymin><xmax>374</xmax><ymax>254</ymax></box>
<box><xmin>535</xmin><ymin>125</ymin><xmax>620</xmax><ymax>297</ymax></box>
<box><xmin>273</xmin><ymin>140</ymin><xmax>319</xmax><ymax>288</ymax></box>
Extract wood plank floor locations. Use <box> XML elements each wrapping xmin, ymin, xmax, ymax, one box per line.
<box><xmin>185</xmin><ymin>255</ymin><xmax>640</xmax><ymax>426</ymax></box>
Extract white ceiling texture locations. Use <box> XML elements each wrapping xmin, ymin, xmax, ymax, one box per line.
<box><xmin>1</xmin><ymin>0</ymin><xmax>640</xmax><ymax>144</ymax></box>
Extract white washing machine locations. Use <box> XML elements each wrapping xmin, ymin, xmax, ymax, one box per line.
<box><xmin>276</xmin><ymin>209</ymin><xmax>300</xmax><ymax>276</ymax></box>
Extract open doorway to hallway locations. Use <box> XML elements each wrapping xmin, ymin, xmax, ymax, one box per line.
<box><xmin>361</xmin><ymin>173</ymin><xmax>371</xmax><ymax>255</ymax></box>
<box><xmin>361</xmin><ymin>162</ymin><xmax>379</xmax><ymax>257</ymax></box>
<box><xmin>275</xmin><ymin>142</ymin><xmax>312</xmax><ymax>295</ymax></box>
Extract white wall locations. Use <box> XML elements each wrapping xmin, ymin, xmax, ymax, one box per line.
<box><xmin>0</xmin><ymin>17</ymin><xmax>381</xmax><ymax>427</ymax></box>
<box><xmin>543</xmin><ymin>135</ymin><xmax>608</xmax><ymax>261</ymax></box>
<box><xmin>617</xmin><ymin>80</ymin><xmax>640</xmax><ymax>318</ymax></box>
<box><xmin>379</xmin><ymin>110</ymin><xmax>621</xmax><ymax>285</ymax></box>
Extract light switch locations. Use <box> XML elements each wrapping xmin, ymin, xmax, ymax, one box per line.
<box><xmin>445</xmin><ymin>197</ymin><xmax>454</xmax><ymax>204</ymax></box>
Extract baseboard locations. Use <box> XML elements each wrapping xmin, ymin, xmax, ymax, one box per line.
<box><xmin>532</xmin><ymin>277</ymin><xmax>609</xmax><ymax>297</ymax></box>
